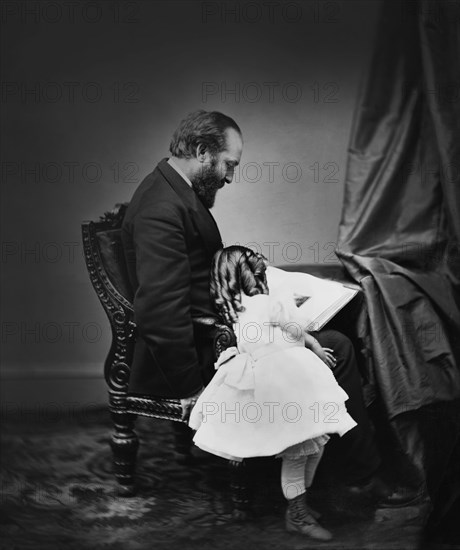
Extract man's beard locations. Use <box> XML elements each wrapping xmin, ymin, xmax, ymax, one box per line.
<box><xmin>191</xmin><ymin>159</ymin><xmax>223</xmax><ymax>209</ymax></box>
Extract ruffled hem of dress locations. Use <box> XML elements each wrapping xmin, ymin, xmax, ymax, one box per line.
<box><xmin>192</xmin><ymin>431</ymin><xmax>333</xmax><ymax>463</ymax></box>
<box><xmin>192</xmin><ymin>439</ymin><xmax>244</xmax><ymax>462</ymax></box>
<box><xmin>275</xmin><ymin>435</ymin><xmax>330</xmax><ymax>459</ymax></box>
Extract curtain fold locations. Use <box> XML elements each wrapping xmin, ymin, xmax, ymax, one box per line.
<box><xmin>336</xmin><ymin>0</ymin><xmax>460</xmax><ymax>477</ymax></box>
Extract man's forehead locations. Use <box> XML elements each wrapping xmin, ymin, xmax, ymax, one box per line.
<box><xmin>224</xmin><ymin>128</ymin><xmax>243</xmax><ymax>158</ymax></box>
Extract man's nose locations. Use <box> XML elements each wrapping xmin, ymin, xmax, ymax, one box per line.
<box><xmin>224</xmin><ymin>167</ymin><xmax>235</xmax><ymax>184</ymax></box>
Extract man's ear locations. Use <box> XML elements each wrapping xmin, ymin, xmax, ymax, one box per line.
<box><xmin>196</xmin><ymin>142</ymin><xmax>209</xmax><ymax>163</ymax></box>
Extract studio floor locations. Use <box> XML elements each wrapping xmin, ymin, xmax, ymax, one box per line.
<box><xmin>0</xmin><ymin>406</ymin><xmax>451</xmax><ymax>550</ymax></box>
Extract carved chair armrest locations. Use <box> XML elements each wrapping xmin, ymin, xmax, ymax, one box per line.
<box><xmin>126</xmin><ymin>318</ymin><xmax>238</xmax><ymax>423</ymax></box>
<box><xmin>193</xmin><ymin>316</ymin><xmax>237</xmax><ymax>358</ymax></box>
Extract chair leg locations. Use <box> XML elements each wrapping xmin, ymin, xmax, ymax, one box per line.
<box><xmin>110</xmin><ymin>409</ymin><xmax>139</xmax><ymax>496</ymax></box>
<box><xmin>229</xmin><ymin>459</ymin><xmax>251</xmax><ymax>519</ymax></box>
<box><xmin>172</xmin><ymin>421</ymin><xmax>194</xmax><ymax>464</ymax></box>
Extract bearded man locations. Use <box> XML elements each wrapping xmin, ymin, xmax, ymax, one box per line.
<box><xmin>122</xmin><ymin>110</ymin><xmax>417</xmax><ymax>506</ymax></box>
<box><xmin>121</xmin><ymin>110</ymin><xmax>243</xmax><ymax>418</ymax></box>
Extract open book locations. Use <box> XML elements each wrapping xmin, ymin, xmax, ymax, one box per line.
<box><xmin>266</xmin><ymin>266</ymin><xmax>359</xmax><ymax>331</ymax></box>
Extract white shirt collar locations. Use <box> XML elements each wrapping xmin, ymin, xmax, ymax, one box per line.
<box><xmin>168</xmin><ymin>158</ymin><xmax>193</xmax><ymax>188</ymax></box>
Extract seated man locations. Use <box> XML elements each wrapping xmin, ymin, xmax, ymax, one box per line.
<box><xmin>121</xmin><ymin>109</ymin><xmax>417</xmax><ymax>506</ymax></box>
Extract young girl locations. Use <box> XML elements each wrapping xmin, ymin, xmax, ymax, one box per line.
<box><xmin>189</xmin><ymin>246</ymin><xmax>357</xmax><ymax>541</ymax></box>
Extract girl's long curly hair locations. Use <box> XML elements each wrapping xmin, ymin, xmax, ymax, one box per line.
<box><xmin>210</xmin><ymin>246</ymin><xmax>269</xmax><ymax>326</ymax></box>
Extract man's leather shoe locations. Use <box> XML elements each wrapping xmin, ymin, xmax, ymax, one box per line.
<box><xmin>377</xmin><ymin>484</ymin><xmax>425</xmax><ymax>508</ymax></box>
<box><xmin>345</xmin><ymin>476</ymin><xmax>424</xmax><ymax>508</ymax></box>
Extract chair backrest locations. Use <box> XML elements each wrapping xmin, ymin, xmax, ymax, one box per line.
<box><xmin>82</xmin><ymin>203</ymin><xmax>135</xmax><ymax>389</ymax></box>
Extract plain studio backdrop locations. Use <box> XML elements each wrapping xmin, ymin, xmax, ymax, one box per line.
<box><xmin>1</xmin><ymin>0</ymin><xmax>381</xmax><ymax>408</ymax></box>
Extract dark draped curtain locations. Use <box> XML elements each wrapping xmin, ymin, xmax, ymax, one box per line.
<box><xmin>336</xmin><ymin>0</ymin><xmax>460</xmax><ymax>519</ymax></box>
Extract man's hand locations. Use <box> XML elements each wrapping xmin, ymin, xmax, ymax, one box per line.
<box><xmin>180</xmin><ymin>388</ymin><xmax>204</xmax><ymax>422</ymax></box>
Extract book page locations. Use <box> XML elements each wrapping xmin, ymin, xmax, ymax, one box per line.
<box><xmin>266</xmin><ymin>267</ymin><xmax>358</xmax><ymax>330</ymax></box>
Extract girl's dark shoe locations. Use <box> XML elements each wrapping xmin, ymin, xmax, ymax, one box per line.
<box><xmin>307</xmin><ymin>504</ymin><xmax>322</xmax><ymax>519</ymax></box>
<box><xmin>286</xmin><ymin>494</ymin><xmax>332</xmax><ymax>541</ymax></box>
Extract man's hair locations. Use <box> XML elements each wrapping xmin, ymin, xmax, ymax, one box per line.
<box><xmin>210</xmin><ymin>246</ymin><xmax>268</xmax><ymax>326</ymax></box>
<box><xmin>169</xmin><ymin>110</ymin><xmax>242</xmax><ymax>159</ymax></box>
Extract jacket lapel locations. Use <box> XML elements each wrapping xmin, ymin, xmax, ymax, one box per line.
<box><xmin>157</xmin><ymin>159</ymin><xmax>223</xmax><ymax>257</ymax></box>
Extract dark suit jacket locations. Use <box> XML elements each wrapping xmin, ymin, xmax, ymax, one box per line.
<box><xmin>121</xmin><ymin>159</ymin><xmax>223</xmax><ymax>398</ymax></box>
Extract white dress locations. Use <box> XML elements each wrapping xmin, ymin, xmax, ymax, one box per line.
<box><xmin>189</xmin><ymin>291</ymin><xmax>357</xmax><ymax>461</ymax></box>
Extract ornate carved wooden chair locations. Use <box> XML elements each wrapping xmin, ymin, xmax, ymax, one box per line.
<box><xmin>82</xmin><ymin>204</ymin><xmax>368</xmax><ymax>517</ymax></box>
<box><xmin>81</xmin><ymin>204</ymin><xmax>247</xmax><ymax>507</ymax></box>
